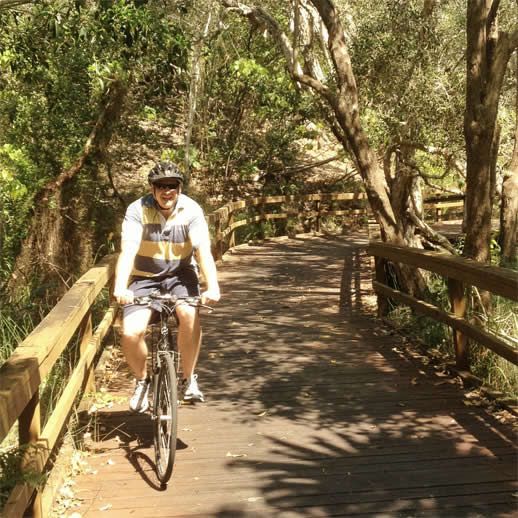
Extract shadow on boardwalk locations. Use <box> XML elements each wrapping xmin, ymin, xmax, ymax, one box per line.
<box><xmin>66</xmin><ymin>232</ymin><xmax>517</xmax><ymax>518</ymax></box>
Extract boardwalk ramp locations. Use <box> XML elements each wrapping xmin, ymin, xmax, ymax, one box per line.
<box><xmin>61</xmin><ymin>233</ymin><xmax>517</xmax><ymax>518</ymax></box>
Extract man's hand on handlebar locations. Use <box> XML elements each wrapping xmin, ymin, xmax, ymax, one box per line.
<box><xmin>201</xmin><ymin>288</ymin><xmax>220</xmax><ymax>306</ymax></box>
<box><xmin>113</xmin><ymin>288</ymin><xmax>135</xmax><ymax>305</ymax></box>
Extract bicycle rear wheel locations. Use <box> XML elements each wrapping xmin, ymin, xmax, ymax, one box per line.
<box><xmin>153</xmin><ymin>353</ymin><xmax>178</xmax><ymax>484</ymax></box>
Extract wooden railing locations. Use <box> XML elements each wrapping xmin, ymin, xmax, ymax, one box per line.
<box><xmin>367</xmin><ymin>242</ymin><xmax>518</xmax><ymax>371</ymax></box>
<box><xmin>422</xmin><ymin>194</ymin><xmax>464</xmax><ymax>221</ymax></box>
<box><xmin>0</xmin><ymin>255</ymin><xmax>118</xmax><ymax>518</ymax></box>
<box><xmin>207</xmin><ymin>192</ymin><xmax>370</xmax><ymax>260</ymax></box>
<box><xmin>207</xmin><ymin>192</ymin><xmax>465</xmax><ymax>260</ymax></box>
<box><xmin>0</xmin><ymin>191</ymin><xmax>469</xmax><ymax>517</ymax></box>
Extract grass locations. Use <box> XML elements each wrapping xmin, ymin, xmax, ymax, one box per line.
<box><xmin>385</xmin><ymin>277</ymin><xmax>518</xmax><ymax>399</ymax></box>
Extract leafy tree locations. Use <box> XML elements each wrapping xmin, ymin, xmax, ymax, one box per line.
<box><xmin>0</xmin><ymin>0</ymin><xmax>188</xmax><ymax>294</ymax></box>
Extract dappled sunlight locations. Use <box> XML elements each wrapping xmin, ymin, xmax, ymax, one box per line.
<box><xmin>226</xmin><ymin>419</ymin><xmax>515</xmax><ymax>517</ymax></box>
<box><xmin>65</xmin><ymin>233</ymin><xmax>516</xmax><ymax>516</ymax></box>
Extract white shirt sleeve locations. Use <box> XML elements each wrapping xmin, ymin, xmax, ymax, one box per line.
<box><xmin>121</xmin><ymin>200</ymin><xmax>143</xmax><ymax>253</ymax></box>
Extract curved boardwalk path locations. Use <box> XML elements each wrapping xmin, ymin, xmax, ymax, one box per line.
<box><xmin>64</xmin><ymin>232</ymin><xmax>517</xmax><ymax>517</ymax></box>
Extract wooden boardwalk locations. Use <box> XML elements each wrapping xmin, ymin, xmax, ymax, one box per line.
<box><xmin>62</xmin><ymin>233</ymin><xmax>517</xmax><ymax>518</ymax></box>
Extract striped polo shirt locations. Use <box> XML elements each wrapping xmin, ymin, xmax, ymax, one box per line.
<box><xmin>121</xmin><ymin>193</ymin><xmax>210</xmax><ymax>278</ymax></box>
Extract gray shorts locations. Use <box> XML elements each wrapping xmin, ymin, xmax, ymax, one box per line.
<box><xmin>123</xmin><ymin>269</ymin><xmax>200</xmax><ymax>322</ymax></box>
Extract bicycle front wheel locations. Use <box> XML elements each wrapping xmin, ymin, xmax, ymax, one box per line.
<box><xmin>153</xmin><ymin>353</ymin><xmax>178</xmax><ymax>484</ymax></box>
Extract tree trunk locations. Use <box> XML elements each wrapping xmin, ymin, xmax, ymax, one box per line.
<box><xmin>185</xmin><ymin>9</ymin><xmax>212</xmax><ymax>184</ymax></box>
<box><xmin>463</xmin><ymin>0</ymin><xmax>518</xmax><ymax>262</ymax></box>
<box><xmin>499</xmin><ymin>53</ymin><xmax>518</xmax><ymax>264</ymax></box>
<box><xmin>7</xmin><ymin>81</ymin><xmax>127</xmax><ymax>297</ymax></box>
<box><xmin>499</xmin><ymin>173</ymin><xmax>518</xmax><ymax>264</ymax></box>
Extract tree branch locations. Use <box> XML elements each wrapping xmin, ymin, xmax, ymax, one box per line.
<box><xmin>408</xmin><ymin>191</ymin><xmax>458</xmax><ymax>254</ymax></box>
<box><xmin>408</xmin><ymin>209</ymin><xmax>458</xmax><ymax>254</ymax></box>
<box><xmin>0</xmin><ymin>0</ymin><xmax>35</xmax><ymax>8</ymax></box>
<box><xmin>220</xmin><ymin>0</ymin><xmax>330</xmax><ymax>96</ymax></box>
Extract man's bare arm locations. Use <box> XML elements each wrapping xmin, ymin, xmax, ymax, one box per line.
<box><xmin>113</xmin><ymin>242</ymin><xmax>138</xmax><ymax>305</ymax></box>
<box><xmin>195</xmin><ymin>244</ymin><xmax>220</xmax><ymax>305</ymax></box>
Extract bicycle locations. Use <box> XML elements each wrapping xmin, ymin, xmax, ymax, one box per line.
<box><xmin>132</xmin><ymin>292</ymin><xmax>212</xmax><ymax>485</ymax></box>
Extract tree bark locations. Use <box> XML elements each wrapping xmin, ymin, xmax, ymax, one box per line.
<box><xmin>499</xmin><ymin>53</ymin><xmax>518</xmax><ymax>264</ymax></box>
<box><xmin>463</xmin><ymin>0</ymin><xmax>518</xmax><ymax>262</ymax></box>
<box><xmin>499</xmin><ymin>173</ymin><xmax>518</xmax><ymax>264</ymax></box>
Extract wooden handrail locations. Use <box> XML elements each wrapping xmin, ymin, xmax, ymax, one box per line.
<box><xmin>206</xmin><ymin>192</ymin><xmax>370</xmax><ymax>260</ymax></box>
<box><xmin>367</xmin><ymin>242</ymin><xmax>518</xmax><ymax>370</ymax></box>
<box><xmin>206</xmin><ymin>192</ymin><xmax>465</xmax><ymax>260</ymax></box>
<box><xmin>0</xmin><ymin>254</ymin><xmax>118</xmax><ymax>517</ymax></box>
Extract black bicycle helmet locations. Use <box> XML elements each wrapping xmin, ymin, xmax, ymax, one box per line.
<box><xmin>147</xmin><ymin>161</ymin><xmax>184</xmax><ymax>184</ymax></box>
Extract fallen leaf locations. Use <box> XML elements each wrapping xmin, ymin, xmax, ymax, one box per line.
<box><xmin>106</xmin><ymin>459</ymin><xmax>115</xmax><ymax>465</ymax></box>
<box><xmin>226</xmin><ymin>452</ymin><xmax>247</xmax><ymax>457</ymax></box>
<box><xmin>257</xmin><ymin>411</ymin><xmax>268</xmax><ymax>417</ymax></box>
<box><xmin>99</xmin><ymin>504</ymin><xmax>112</xmax><ymax>511</ymax></box>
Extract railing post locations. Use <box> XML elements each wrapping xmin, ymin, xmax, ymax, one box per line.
<box><xmin>214</xmin><ymin>215</ymin><xmax>222</xmax><ymax>261</ymax></box>
<box><xmin>228</xmin><ymin>211</ymin><xmax>235</xmax><ymax>249</ymax></box>
<box><xmin>258</xmin><ymin>200</ymin><xmax>266</xmax><ymax>239</ymax></box>
<box><xmin>79</xmin><ymin>311</ymin><xmax>95</xmax><ymax>393</ymax></box>
<box><xmin>315</xmin><ymin>199</ymin><xmax>321</xmax><ymax>233</ymax></box>
<box><xmin>19</xmin><ymin>392</ymin><xmax>42</xmax><ymax>518</ymax></box>
<box><xmin>374</xmin><ymin>256</ymin><xmax>389</xmax><ymax>317</ymax></box>
<box><xmin>447</xmin><ymin>278</ymin><xmax>470</xmax><ymax>371</ymax></box>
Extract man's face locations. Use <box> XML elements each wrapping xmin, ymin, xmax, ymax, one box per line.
<box><xmin>152</xmin><ymin>179</ymin><xmax>181</xmax><ymax>210</ymax></box>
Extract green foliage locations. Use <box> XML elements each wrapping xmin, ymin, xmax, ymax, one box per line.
<box><xmin>0</xmin><ymin>445</ymin><xmax>47</xmax><ymax>511</ymax></box>
<box><xmin>0</xmin><ymin>304</ymin><xmax>37</xmax><ymax>366</ymax></box>
<box><xmin>348</xmin><ymin>0</ymin><xmax>467</xmax><ymax>185</ymax></box>
<box><xmin>0</xmin><ymin>145</ymin><xmax>37</xmax><ymax>280</ymax></box>
<box><xmin>192</xmin><ymin>23</ymin><xmax>323</xmax><ymax>190</ymax></box>
<box><xmin>0</xmin><ymin>0</ymin><xmax>189</xmax><ymax>286</ymax></box>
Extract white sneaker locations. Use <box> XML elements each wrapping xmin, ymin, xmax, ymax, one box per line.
<box><xmin>182</xmin><ymin>374</ymin><xmax>204</xmax><ymax>402</ymax></box>
<box><xmin>130</xmin><ymin>378</ymin><xmax>149</xmax><ymax>413</ymax></box>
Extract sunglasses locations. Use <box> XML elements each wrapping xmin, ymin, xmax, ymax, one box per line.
<box><xmin>154</xmin><ymin>182</ymin><xmax>180</xmax><ymax>191</ymax></box>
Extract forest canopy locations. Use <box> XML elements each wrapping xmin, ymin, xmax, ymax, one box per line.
<box><xmin>0</xmin><ymin>0</ymin><xmax>516</xmax><ymax>296</ymax></box>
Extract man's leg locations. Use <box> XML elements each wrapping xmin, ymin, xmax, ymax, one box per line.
<box><xmin>176</xmin><ymin>303</ymin><xmax>204</xmax><ymax>401</ymax></box>
<box><xmin>121</xmin><ymin>306</ymin><xmax>152</xmax><ymax>379</ymax></box>
<box><xmin>121</xmin><ymin>307</ymin><xmax>154</xmax><ymax>412</ymax></box>
<box><xmin>176</xmin><ymin>303</ymin><xmax>201</xmax><ymax>378</ymax></box>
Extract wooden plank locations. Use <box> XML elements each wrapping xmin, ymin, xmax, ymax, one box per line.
<box><xmin>50</xmin><ymin>234</ymin><xmax>518</xmax><ymax>518</ymax></box>
<box><xmin>0</xmin><ymin>255</ymin><xmax>117</xmax><ymax>444</ymax></box>
<box><xmin>1</xmin><ymin>483</ymin><xmax>37</xmax><ymax>518</ymax></box>
<box><xmin>367</xmin><ymin>242</ymin><xmax>518</xmax><ymax>301</ymax></box>
<box><xmin>424</xmin><ymin>201</ymin><xmax>464</xmax><ymax>209</ymax></box>
<box><xmin>2</xmin><ymin>305</ymin><xmax>117</xmax><ymax>517</ymax></box>
<box><xmin>373</xmin><ymin>281</ymin><xmax>518</xmax><ymax>364</ymax></box>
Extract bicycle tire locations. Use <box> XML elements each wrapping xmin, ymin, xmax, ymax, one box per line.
<box><xmin>153</xmin><ymin>352</ymin><xmax>178</xmax><ymax>484</ymax></box>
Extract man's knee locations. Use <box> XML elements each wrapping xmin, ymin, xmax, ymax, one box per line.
<box><xmin>176</xmin><ymin>304</ymin><xmax>199</xmax><ymax>330</ymax></box>
<box><xmin>122</xmin><ymin>308</ymin><xmax>152</xmax><ymax>340</ymax></box>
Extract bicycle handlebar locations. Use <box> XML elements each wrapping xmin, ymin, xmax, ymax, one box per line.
<box><xmin>132</xmin><ymin>293</ymin><xmax>214</xmax><ymax>312</ymax></box>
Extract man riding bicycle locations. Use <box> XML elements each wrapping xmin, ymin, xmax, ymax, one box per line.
<box><xmin>113</xmin><ymin>161</ymin><xmax>220</xmax><ymax>412</ymax></box>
